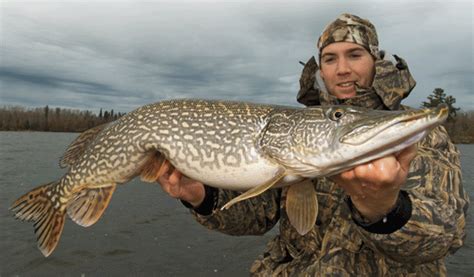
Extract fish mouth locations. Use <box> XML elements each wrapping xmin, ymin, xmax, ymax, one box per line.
<box><xmin>339</xmin><ymin>104</ymin><xmax>448</xmax><ymax>146</ymax></box>
<box><xmin>323</xmin><ymin>104</ymin><xmax>448</xmax><ymax>175</ymax></box>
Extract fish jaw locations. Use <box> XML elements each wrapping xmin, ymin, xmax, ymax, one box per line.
<box><xmin>338</xmin><ymin>104</ymin><xmax>448</xmax><ymax>145</ymax></box>
<box><xmin>261</xmin><ymin>105</ymin><xmax>448</xmax><ymax>178</ymax></box>
<box><xmin>305</xmin><ymin>104</ymin><xmax>448</xmax><ymax>177</ymax></box>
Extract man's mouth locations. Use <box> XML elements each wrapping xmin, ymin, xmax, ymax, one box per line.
<box><xmin>337</xmin><ymin>81</ymin><xmax>355</xmax><ymax>88</ymax></box>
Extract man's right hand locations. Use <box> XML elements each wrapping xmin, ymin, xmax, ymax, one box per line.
<box><xmin>157</xmin><ymin>162</ymin><xmax>206</xmax><ymax>208</ymax></box>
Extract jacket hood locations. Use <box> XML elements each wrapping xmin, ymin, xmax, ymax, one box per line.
<box><xmin>297</xmin><ymin>52</ymin><xmax>416</xmax><ymax>110</ymax></box>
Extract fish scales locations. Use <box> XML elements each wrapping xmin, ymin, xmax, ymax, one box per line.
<box><xmin>10</xmin><ymin>99</ymin><xmax>448</xmax><ymax>257</ymax></box>
<box><xmin>132</xmin><ymin>100</ymin><xmax>286</xmax><ymax>189</ymax></box>
<box><xmin>56</xmin><ymin>99</ymin><xmax>281</xmax><ymax>197</ymax></box>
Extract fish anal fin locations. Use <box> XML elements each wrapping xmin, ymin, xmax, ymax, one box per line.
<box><xmin>10</xmin><ymin>181</ymin><xmax>67</xmax><ymax>257</ymax></box>
<box><xmin>221</xmin><ymin>169</ymin><xmax>286</xmax><ymax>210</ymax></box>
<box><xmin>140</xmin><ymin>153</ymin><xmax>172</xmax><ymax>183</ymax></box>
<box><xmin>67</xmin><ymin>185</ymin><xmax>116</xmax><ymax>227</ymax></box>
<box><xmin>59</xmin><ymin>123</ymin><xmax>108</xmax><ymax>168</ymax></box>
<box><xmin>286</xmin><ymin>179</ymin><xmax>318</xmax><ymax>235</ymax></box>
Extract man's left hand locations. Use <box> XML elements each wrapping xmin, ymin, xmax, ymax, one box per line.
<box><xmin>331</xmin><ymin>144</ymin><xmax>418</xmax><ymax>222</ymax></box>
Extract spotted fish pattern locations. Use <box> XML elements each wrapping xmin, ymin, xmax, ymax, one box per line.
<box><xmin>10</xmin><ymin>98</ymin><xmax>449</xmax><ymax>258</ymax></box>
<box><xmin>191</xmin><ymin>91</ymin><xmax>468</xmax><ymax>275</ymax></box>
<box><xmin>192</xmin><ymin>124</ymin><xmax>468</xmax><ymax>276</ymax></box>
<box><xmin>10</xmin><ymin>99</ymin><xmax>278</xmax><ymax>256</ymax></box>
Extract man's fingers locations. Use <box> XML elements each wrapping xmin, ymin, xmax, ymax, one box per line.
<box><xmin>332</xmin><ymin>168</ymin><xmax>356</xmax><ymax>182</ymax></box>
<box><xmin>157</xmin><ymin>172</ymin><xmax>170</xmax><ymax>186</ymax></box>
<box><xmin>159</xmin><ymin>170</ymin><xmax>182</xmax><ymax>198</ymax></box>
<box><xmin>397</xmin><ymin>144</ymin><xmax>418</xmax><ymax>171</ymax></box>
<box><xmin>354</xmin><ymin>162</ymin><xmax>371</xmax><ymax>179</ymax></box>
<box><xmin>159</xmin><ymin>162</ymin><xmax>171</xmax><ymax>176</ymax></box>
<box><xmin>331</xmin><ymin>172</ymin><xmax>362</xmax><ymax>196</ymax></box>
<box><xmin>157</xmin><ymin>168</ymin><xmax>181</xmax><ymax>191</ymax></box>
<box><xmin>168</xmin><ymin>169</ymin><xmax>183</xmax><ymax>186</ymax></box>
<box><xmin>330</xmin><ymin>146</ymin><xmax>416</xmax><ymax>200</ymax></box>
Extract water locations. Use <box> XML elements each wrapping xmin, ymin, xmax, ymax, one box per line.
<box><xmin>0</xmin><ymin>132</ymin><xmax>472</xmax><ymax>276</ymax></box>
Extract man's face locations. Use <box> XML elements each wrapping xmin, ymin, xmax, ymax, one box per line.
<box><xmin>319</xmin><ymin>42</ymin><xmax>375</xmax><ymax>99</ymax></box>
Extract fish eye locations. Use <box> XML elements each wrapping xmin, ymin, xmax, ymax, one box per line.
<box><xmin>330</xmin><ymin>108</ymin><xmax>345</xmax><ymax>121</ymax></box>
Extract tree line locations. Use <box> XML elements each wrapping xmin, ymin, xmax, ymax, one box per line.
<box><xmin>421</xmin><ymin>88</ymin><xmax>474</xmax><ymax>144</ymax></box>
<box><xmin>442</xmin><ymin>111</ymin><xmax>474</xmax><ymax>144</ymax></box>
<box><xmin>0</xmin><ymin>106</ymin><xmax>125</xmax><ymax>132</ymax></box>
<box><xmin>0</xmin><ymin>89</ymin><xmax>473</xmax><ymax>143</ymax></box>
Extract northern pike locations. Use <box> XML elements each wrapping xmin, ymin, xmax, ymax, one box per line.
<box><xmin>10</xmin><ymin>99</ymin><xmax>448</xmax><ymax>257</ymax></box>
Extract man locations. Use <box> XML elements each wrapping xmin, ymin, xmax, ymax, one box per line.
<box><xmin>158</xmin><ymin>14</ymin><xmax>468</xmax><ymax>275</ymax></box>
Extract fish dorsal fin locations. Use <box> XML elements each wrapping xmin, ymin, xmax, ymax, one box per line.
<box><xmin>59</xmin><ymin>123</ymin><xmax>108</xmax><ymax>168</ymax></box>
<box><xmin>221</xmin><ymin>169</ymin><xmax>286</xmax><ymax>210</ymax></box>
<box><xmin>286</xmin><ymin>179</ymin><xmax>318</xmax><ymax>235</ymax></box>
<box><xmin>67</xmin><ymin>185</ymin><xmax>116</xmax><ymax>227</ymax></box>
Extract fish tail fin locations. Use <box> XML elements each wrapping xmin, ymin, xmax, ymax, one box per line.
<box><xmin>10</xmin><ymin>181</ymin><xmax>66</xmax><ymax>257</ymax></box>
<box><xmin>140</xmin><ymin>152</ymin><xmax>172</xmax><ymax>182</ymax></box>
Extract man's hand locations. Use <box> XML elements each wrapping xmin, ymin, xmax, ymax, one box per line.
<box><xmin>157</xmin><ymin>162</ymin><xmax>206</xmax><ymax>208</ymax></box>
<box><xmin>331</xmin><ymin>144</ymin><xmax>418</xmax><ymax>222</ymax></box>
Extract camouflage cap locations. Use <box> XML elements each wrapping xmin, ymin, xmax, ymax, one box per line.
<box><xmin>317</xmin><ymin>13</ymin><xmax>379</xmax><ymax>57</ymax></box>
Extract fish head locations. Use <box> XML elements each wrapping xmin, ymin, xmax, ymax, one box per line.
<box><xmin>288</xmin><ymin>104</ymin><xmax>448</xmax><ymax>177</ymax></box>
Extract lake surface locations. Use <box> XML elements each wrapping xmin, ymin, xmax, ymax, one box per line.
<box><xmin>0</xmin><ymin>132</ymin><xmax>472</xmax><ymax>276</ymax></box>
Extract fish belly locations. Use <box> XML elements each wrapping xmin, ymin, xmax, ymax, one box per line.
<box><xmin>174</xmin><ymin>156</ymin><xmax>282</xmax><ymax>191</ymax></box>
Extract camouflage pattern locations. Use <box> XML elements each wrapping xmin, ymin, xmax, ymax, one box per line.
<box><xmin>188</xmin><ymin>13</ymin><xmax>468</xmax><ymax>276</ymax></box>
<box><xmin>297</xmin><ymin>53</ymin><xmax>416</xmax><ymax>111</ymax></box>
<box><xmin>372</xmin><ymin>54</ymin><xmax>417</xmax><ymax>110</ymax></box>
<box><xmin>317</xmin><ymin>13</ymin><xmax>379</xmax><ymax>58</ymax></box>
<box><xmin>191</xmin><ymin>104</ymin><xmax>468</xmax><ymax>276</ymax></box>
<box><xmin>299</xmin><ymin>13</ymin><xmax>417</xmax><ymax>111</ymax></box>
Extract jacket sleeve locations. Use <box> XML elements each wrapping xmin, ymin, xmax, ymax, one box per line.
<box><xmin>189</xmin><ymin>187</ymin><xmax>282</xmax><ymax>236</ymax></box>
<box><xmin>354</xmin><ymin>126</ymin><xmax>469</xmax><ymax>264</ymax></box>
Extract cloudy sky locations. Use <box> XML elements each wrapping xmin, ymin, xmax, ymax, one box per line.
<box><xmin>1</xmin><ymin>0</ymin><xmax>473</xmax><ymax>113</ymax></box>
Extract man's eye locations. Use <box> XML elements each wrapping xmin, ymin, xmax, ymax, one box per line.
<box><xmin>322</xmin><ymin>57</ymin><xmax>335</xmax><ymax>63</ymax></box>
<box><xmin>350</xmin><ymin>54</ymin><xmax>361</xmax><ymax>59</ymax></box>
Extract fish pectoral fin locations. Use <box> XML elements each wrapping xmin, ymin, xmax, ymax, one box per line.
<box><xmin>140</xmin><ymin>153</ymin><xmax>172</xmax><ymax>183</ymax></box>
<box><xmin>67</xmin><ymin>185</ymin><xmax>116</xmax><ymax>227</ymax></box>
<box><xmin>221</xmin><ymin>170</ymin><xmax>286</xmax><ymax>210</ymax></box>
<box><xmin>10</xmin><ymin>181</ymin><xmax>66</xmax><ymax>257</ymax></box>
<box><xmin>59</xmin><ymin>123</ymin><xmax>108</xmax><ymax>168</ymax></box>
<box><xmin>286</xmin><ymin>179</ymin><xmax>318</xmax><ymax>235</ymax></box>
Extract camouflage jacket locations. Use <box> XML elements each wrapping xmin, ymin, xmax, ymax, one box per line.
<box><xmin>188</xmin><ymin>56</ymin><xmax>469</xmax><ymax>276</ymax></box>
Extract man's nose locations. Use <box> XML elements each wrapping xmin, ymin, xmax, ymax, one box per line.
<box><xmin>336</xmin><ymin>57</ymin><xmax>351</xmax><ymax>76</ymax></box>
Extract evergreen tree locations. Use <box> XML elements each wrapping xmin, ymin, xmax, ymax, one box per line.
<box><xmin>44</xmin><ymin>105</ymin><xmax>49</xmax><ymax>131</ymax></box>
<box><xmin>24</xmin><ymin>119</ymin><xmax>30</xmax><ymax>129</ymax></box>
<box><xmin>421</xmin><ymin>88</ymin><xmax>460</xmax><ymax>121</ymax></box>
<box><xmin>445</xmin><ymin>95</ymin><xmax>460</xmax><ymax>119</ymax></box>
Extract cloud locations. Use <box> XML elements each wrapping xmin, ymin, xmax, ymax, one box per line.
<box><xmin>1</xmin><ymin>0</ymin><xmax>472</xmax><ymax>113</ymax></box>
